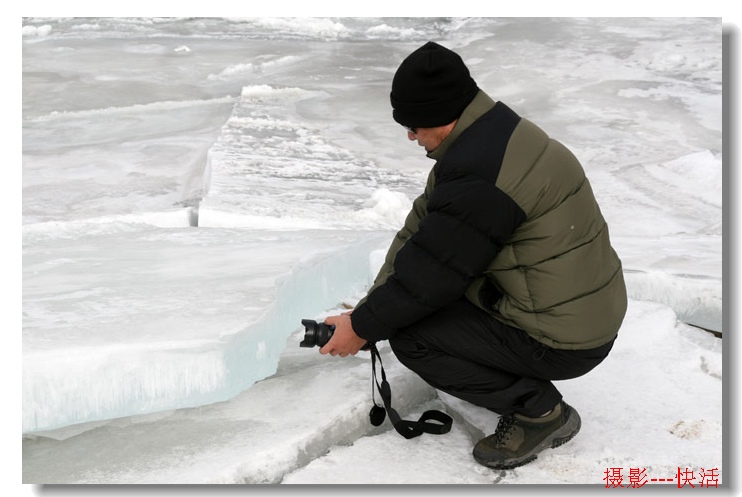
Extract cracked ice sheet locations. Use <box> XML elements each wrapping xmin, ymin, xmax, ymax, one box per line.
<box><xmin>23</xmin><ymin>224</ymin><xmax>392</xmax><ymax>433</ymax></box>
<box><xmin>21</xmin><ymin>299</ymin><xmax>722</xmax><ymax>485</ymax></box>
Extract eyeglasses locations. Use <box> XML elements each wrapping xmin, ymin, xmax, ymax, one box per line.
<box><xmin>403</xmin><ymin>126</ymin><xmax>418</xmax><ymax>135</ymax></box>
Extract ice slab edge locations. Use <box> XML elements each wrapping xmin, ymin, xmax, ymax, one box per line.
<box><xmin>623</xmin><ymin>270</ymin><xmax>723</xmax><ymax>333</ymax></box>
<box><xmin>22</xmin><ymin>232</ymin><xmax>392</xmax><ymax>434</ymax></box>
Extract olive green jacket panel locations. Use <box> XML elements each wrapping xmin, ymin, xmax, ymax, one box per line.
<box><xmin>488</xmin><ymin>110</ymin><xmax>626</xmax><ymax>348</ymax></box>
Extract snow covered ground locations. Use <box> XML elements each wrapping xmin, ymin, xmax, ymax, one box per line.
<box><xmin>17</xmin><ymin>15</ymin><xmax>733</xmax><ymax>492</ymax></box>
<box><xmin>21</xmin><ymin>299</ymin><xmax>724</xmax><ymax>485</ymax></box>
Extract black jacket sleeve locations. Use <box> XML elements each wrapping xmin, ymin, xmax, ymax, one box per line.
<box><xmin>352</xmin><ymin>102</ymin><xmax>525</xmax><ymax>342</ymax></box>
<box><xmin>351</xmin><ymin>170</ymin><xmax>525</xmax><ymax>342</ymax></box>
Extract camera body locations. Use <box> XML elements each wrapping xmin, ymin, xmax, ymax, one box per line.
<box><xmin>299</xmin><ymin>319</ymin><xmax>335</xmax><ymax>348</ymax></box>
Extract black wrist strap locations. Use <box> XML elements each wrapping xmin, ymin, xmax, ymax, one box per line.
<box><xmin>368</xmin><ymin>343</ymin><xmax>453</xmax><ymax>439</ymax></box>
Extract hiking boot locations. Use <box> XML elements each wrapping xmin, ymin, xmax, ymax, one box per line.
<box><xmin>472</xmin><ymin>401</ymin><xmax>581</xmax><ymax>469</ymax></box>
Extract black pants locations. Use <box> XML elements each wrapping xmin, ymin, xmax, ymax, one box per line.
<box><xmin>389</xmin><ymin>299</ymin><xmax>615</xmax><ymax>418</ymax></box>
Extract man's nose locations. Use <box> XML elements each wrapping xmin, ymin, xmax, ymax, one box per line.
<box><xmin>407</xmin><ymin>131</ymin><xmax>417</xmax><ymax>141</ymax></box>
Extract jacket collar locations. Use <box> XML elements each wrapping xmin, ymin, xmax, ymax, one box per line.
<box><xmin>427</xmin><ymin>90</ymin><xmax>497</xmax><ymax>161</ymax></box>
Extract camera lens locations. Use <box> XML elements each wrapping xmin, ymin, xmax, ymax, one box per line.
<box><xmin>299</xmin><ymin>319</ymin><xmax>334</xmax><ymax>348</ymax></box>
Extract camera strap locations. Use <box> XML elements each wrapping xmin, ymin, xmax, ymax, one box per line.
<box><xmin>368</xmin><ymin>343</ymin><xmax>453</xmax><ymax>439</ymax></box>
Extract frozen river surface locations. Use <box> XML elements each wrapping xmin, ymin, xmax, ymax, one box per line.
<box><xmin>21</xmin><ymin>17</ymin><xmax>725</xmax><ymax>487</ymax></box>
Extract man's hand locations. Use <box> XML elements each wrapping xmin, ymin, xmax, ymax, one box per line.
<box><xmin>320</xmin><ymin>312</ymin><xmax>367</xmax><ymax>357</ymax></box>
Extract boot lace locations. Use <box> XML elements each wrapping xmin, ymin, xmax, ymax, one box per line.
<box><xmin>492</xmin><ymin>415</ymin><xmax>518</xmax><ymax>447</ymax></box>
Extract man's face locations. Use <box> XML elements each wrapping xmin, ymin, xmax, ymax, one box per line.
<box><xmin>405</xmin><ymin>121</ymin><xmax>457</xmax><ymax>153</ymax></box>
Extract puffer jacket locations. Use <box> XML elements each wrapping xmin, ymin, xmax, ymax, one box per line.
<box><xmin>351</xmin><ymin>90</ymin><xmax>627</xmax><ymax>350</ymax></box>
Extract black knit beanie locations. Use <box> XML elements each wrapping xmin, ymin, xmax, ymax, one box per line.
<box><xmin>390</xmin><ymin>41</ymin><xmax>479</xmax><ymax>129</ymax></box>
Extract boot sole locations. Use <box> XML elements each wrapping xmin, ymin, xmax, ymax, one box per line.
<box><xmin>474</xmin><ymin>406</ymin><xmax>582</xmax><ymax>470</ymax></box>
